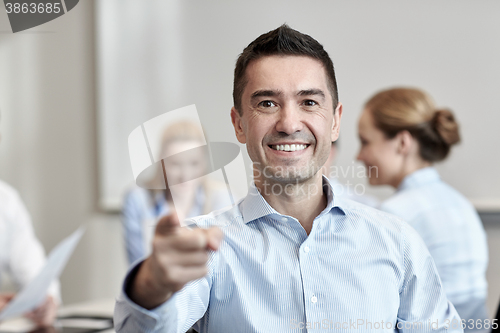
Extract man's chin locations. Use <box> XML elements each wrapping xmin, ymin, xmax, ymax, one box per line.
<box><xmin>264</xmin><ymin>171</ymin><xmax>318</xmax><ymax>184</ymax></box>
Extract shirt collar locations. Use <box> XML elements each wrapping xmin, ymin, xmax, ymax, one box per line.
<box><xmin>398</xmin><ymin>166</ymin><xmax>441</xmax><ymax>192</ymax></box>
<box><xmin>240</xmin><ymin>175</ymin><xmax>346</xmax><ymax>224</ymax></box>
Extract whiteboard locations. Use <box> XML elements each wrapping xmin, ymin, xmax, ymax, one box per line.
<box><xmin>96</xmin><ymin>0</ymin><xmax>500</xmax><ymax>211</ymax></box>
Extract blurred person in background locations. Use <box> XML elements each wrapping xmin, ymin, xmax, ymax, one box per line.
<box><xmin>121</xmin><ymin>121</ymin><xmax>232</xmax><ymax>266</ymax></box>
<box><xmin>357</xmin><ymin>87</ymin><xmax>489</xmax><ymax>331</ymax></box>
<box><xmin>0</xmin><ymin>117</ymin><xmax>60</xmax><ymax>327</ymax></box>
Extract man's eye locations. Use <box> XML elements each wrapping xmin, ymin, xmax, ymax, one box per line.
<box><xmin>303</xmin><ymin>100</ymin><xmax>317</xmax><ymax>107</ymax></box>
<box><xmin>258</xmin><ymin>100</ymin><xmax>276</xmax><ymax>108</ymax></box>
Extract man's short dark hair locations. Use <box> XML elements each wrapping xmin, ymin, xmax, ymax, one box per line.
<box><xmin>233</xmin><ymin>24</ymin><xmax>339</xmax><ymax>114</ymax></box>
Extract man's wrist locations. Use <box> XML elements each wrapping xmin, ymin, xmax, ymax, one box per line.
<box><xmin>127</xmin><ymin>258</ymin><xmax>172</xmax><ymax>310</ymax></box>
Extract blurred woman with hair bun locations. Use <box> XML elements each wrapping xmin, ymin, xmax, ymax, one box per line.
<box><xmin>357</xmin><ymin>87</ymin><xmax>489</xmax><ymax>331</ymax></box>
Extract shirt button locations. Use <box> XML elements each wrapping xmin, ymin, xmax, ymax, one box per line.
<box><xmin>304</xmin><ymin>246</ymin><xmax>310</xmax><ymax>253</ymax></box>
<box><xmin>311</xmin><ymin>296</ymin><xmax>317</xmax><ymax>303</ymax></box>
<box><xmin>281</xmin><ymin>217</ymin><xmax>287</xmax><ymax>222</ymax></box>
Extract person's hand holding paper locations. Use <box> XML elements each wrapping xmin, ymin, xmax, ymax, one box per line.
<box><xmin>0</xmin><ymin>227</ymin><xmax>84</xmax><ymax>328</ymax></box>
<box><xmin>0</xmin><ymin>293</ymin><xmax>57</xmax><ymax>328</ymax></box>
<box><xmin>0</xmin><ymin>293</ymin><xmax>15</xmax><ymax>311</ymax></box>
<box><xmin>24</xmin><ymin>295</ymin><xmax>57</xmax><ymax>327</ymax></box>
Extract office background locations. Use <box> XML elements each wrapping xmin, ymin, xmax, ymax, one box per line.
<box><xmin>96</xmin><ymin>1</ymin><xmax>500</xmax><ymax>211</ymax></box>
<box><xmin>0</xmin><ymin>0</ymin><xmax>499</xmax><ymax>316</ymax></box>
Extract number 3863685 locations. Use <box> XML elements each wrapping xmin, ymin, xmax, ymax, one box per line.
<box><xmin>5</xmin><ymin>2</ymin><xmax>61</xmax><ymax>14</ymax></box>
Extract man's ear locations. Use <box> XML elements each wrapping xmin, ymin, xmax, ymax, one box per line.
<box><xmin>331</xmin><ymin>102</ymin><xmax>343</xmax><ymax>142</ymax></box>
<box><xmin>231</xmin><ymin>107</ymin><xmax>246</xmax><ymax>144</ymax></box>
<box><xmin>395</xmin><ymin>130</ymin><xmax>413</xmax><ymax>155</ymax></box>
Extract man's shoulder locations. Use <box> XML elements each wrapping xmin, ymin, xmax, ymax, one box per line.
<box><xmin>336</xmin><ymin>196</ymin><xmax>411</xmax><ymax>234</ymax></box>
<box><xmin>337</xmin><ymin>197</ymin><xmax>431</xmax><ymax>261</ymax></box>
<box><xmin>337</xmin><ymin>195</ymin><xmax>403</xmax><ymax>224</ymax></box>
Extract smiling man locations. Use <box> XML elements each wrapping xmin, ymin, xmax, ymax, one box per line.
<box><xmin>232</xmin><ymin>54</ymin><xmax>339</xmax><ymax>235</ymax></box>
<box><xmin>114</xmin><ymin>25</ymin><xmax>462</xmax><ymax>333</ymax></box>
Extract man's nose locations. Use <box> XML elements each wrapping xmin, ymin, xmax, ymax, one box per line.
<box><xmin>275</xmin><ymin>104</ymin><xmax>303</xmax><ymax>135</ymax></box>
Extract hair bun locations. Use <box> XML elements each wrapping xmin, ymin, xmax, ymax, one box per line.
<box><xmin>432</xmin><ymin>109</ymin><xmax>460</xmax><ymax>146</ymax></box>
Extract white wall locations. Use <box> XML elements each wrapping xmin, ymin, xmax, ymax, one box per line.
<box><xmin>0</xmin><ymin>0</ymin><xmax>499</xmax><ymax>315</ymax></box>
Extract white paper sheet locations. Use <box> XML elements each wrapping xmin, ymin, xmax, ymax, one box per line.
<box><xmin>0</xmin><ymin>227</ymin><xmax>85</xmax><ymax>321</ymax></box>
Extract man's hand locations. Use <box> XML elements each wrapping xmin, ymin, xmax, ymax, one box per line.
<box><xmin>0</xmin><ymin>292</ymin><xmax>15</xmax><ymax>311</ymax></box>
<box><xmin>24</xmin><ymin>295</ymin><xmax>58</xmax><ymax>327</ymax></box>
<box><xmin>129</xmin><ymin>213</ymin><xmax>223</xmax><ymax>310</ymax></box>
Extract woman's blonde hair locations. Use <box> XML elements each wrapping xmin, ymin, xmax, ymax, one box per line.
<box><xmin>365</xmin><ymin>87</ymin><xmax>460</xmax><ymax>162</ymax></box>
<box><xmin>151</xmin><ymin>120</ymin><xmax>217</xmax><ymax>215</ymax></box>
<box><xmin>158</xmin><ymin>120</ymin><xmax>206</xmax><ymax>159</ymax></box>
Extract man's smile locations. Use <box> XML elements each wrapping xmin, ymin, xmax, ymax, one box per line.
<box><xmin>269</xmin><ymin>143</ymin><xmax>310</xmax><ymax>152</ymax></box>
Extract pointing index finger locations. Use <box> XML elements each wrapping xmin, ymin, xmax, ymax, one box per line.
<box><xmin>155</xmin><ymin>213</ymin><xmax>181</xmax><ymax>236</ymax></box>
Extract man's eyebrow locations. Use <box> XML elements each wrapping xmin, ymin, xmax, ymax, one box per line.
<box><xmin>250</xmin><ymin>90</ymin><xmax>282</xmax><ymax>100</ymax></box>
<box><xmin>297</xmin><ymin>89</ymin><xmax>326</xmax><ymax>99</ymax></box>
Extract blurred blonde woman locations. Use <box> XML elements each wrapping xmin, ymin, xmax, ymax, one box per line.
<box><xmin>357</xmin><ymin>87</ymin><xmax>489</xmax><ymax>330</ymax></box>
<box><xmin>122</xmin><ymin>121</ymin><xmax>231</xmax><ymax>265</ymax></box>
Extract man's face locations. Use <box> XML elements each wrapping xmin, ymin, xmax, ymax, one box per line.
<box><xmin>231</xmin><ymin>55</ymin><xmax>342</xmax><ymax>185</ymax></box>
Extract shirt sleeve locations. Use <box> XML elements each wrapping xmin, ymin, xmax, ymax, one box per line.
<box><xmin>114</xmin><ymin>255</ymin><xmax>215</xmax><ymax>333</ymax></box>
<box><xmin>8</xmin><ymin>192</ymin><xmax>61</xmax><ymax>303</ymax></box>
<box><xmin>122</xmin><ymin>190</ymin><xmax>146</xmax><ymax>265</ymax></box>
<box><xmin>397</xmin><ymin>223</ymin><xmax>463</xmax><ymax>332</ymax></box>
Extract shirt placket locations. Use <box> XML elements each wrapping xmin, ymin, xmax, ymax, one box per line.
<box><xmin>297</xmin><ymin>218</ymin><xmax>323</xmax><ymax>332</ymax></box>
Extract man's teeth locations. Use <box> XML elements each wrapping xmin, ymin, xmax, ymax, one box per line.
<box><xmin>272</xmin><ymin>144</ymin><xmax>307</xmax><ymax>152</ymax></box>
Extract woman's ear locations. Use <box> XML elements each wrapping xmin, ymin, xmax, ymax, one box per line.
<box><xmin>395</xmin><ymin>130</ymin><xmax>414</xmax><ymax>156</ymax></box>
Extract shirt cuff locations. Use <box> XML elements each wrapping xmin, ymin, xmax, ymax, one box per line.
<box><xmin>114</xmin><ymin>260</ymin><xmax>179</xmax><ymax>332</ymax></box>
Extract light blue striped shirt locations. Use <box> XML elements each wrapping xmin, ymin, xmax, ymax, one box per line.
<box><xmin>115</xmin><ymin>177</ymin><xmax>462</xmax><ymax>332</ymax></box>
<box><xmin>379</xmin><ymin>167</ymin><xmax>488</xmax><ymax>330</ymax></box>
